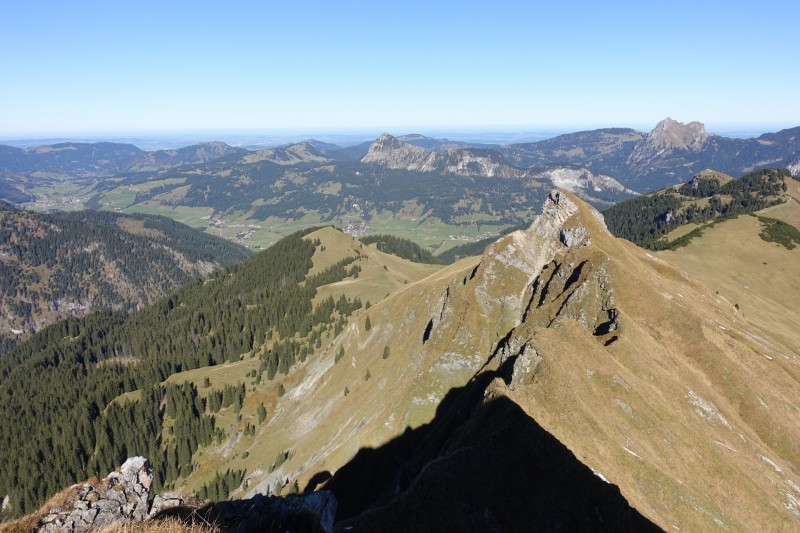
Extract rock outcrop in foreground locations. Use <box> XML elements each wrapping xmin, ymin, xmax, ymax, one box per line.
<box><xmin>37</xmin><ymin>458</ymin><xmax>151</xmax><ymax>532</ymax></box>
<box><xmin>33</xmin><ymin>457</ymin><xmax>336</xmax><ymax>533</ymax></box>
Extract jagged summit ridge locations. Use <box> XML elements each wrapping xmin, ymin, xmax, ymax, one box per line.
<box><xmin>362</xmin><ymin>132</ymin><xmax>515</xmax><ymax>177</ymax></box>
<box><xmin>650</xmin><ymin>117</ymin><xmax>708</xmax><ymax>150</ymax></box>
<box><xmin>236</xmin><ymin>190</ymin><xmax>616</xmax><ymax>499</ymax></box>
<box><xmin>472</xmin><ymin>190</ymin><xmax>607</xmax><ymax>337</ymax></box>
<box><xmin>361</xmin><ymin>133</ymin><xmax>431</xmax><ymax>169</ymax></box>
<box><xmin>362</xmin><ymin>134</ymin><xmax>634</xmax><ymax>199</ymax></box>
<box><xmin>628</xmin><ymin>117</ymin><xmax>711</xmax><ymax>169</ymax></box>
<box><xmin>469</xmin><ymin>191</ymin><xmax>585</xmax><ymax>343</ymax></box>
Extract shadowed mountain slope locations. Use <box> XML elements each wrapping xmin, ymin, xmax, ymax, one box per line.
<box><xmin>329</xmin><ymin>361</ymin><xmax>661</xmax><ymax>532</ymax></box>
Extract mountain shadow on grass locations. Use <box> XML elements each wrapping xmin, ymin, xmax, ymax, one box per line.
<box><xmin>150</xmin><ymin>491</ymin><xmax>335</xmax><ymax>533</ymax></box>
<box><xmin>324</xmin><ymin>356</ymin><xmax>662</xmax><ymax>532</ymax></box>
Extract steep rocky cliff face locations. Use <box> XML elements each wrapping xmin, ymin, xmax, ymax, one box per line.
<box><xmin>361</xmin><ymin>133</ymin><xmax>633</xmax><ymax>199</ymax></box>
<box><xmin>360</xmin><ymin>133</ymin><xmax>431</xmax><ymax>169</ymax></box>
<box><xmin>531</xmin><ymin>167</ymin><xmax>639</xmax><ymax>196</ymax></box>
<box><xmin>362</xmin><ymin>133</ymin><xmax>523</xmax><ymax>178</ymax></box>
<box><xmin>627</xmin><ymin>117</ymin><xmax>710</xmax><ymax>170</ymax></box>
<box><xmin>788</xmin><ymin>158</ymin><xmax>800</xmax><ymax>176</ymax></box>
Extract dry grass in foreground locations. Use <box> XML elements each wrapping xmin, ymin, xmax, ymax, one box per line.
<box><xmin>0</xmin><ymin>516</ymin><xmax>220</xmax><ymax>533</ymax></box>
<box><xmin>0</xmin><ymin>474</ymin><xmax>219</xmax><ymax>533</ymax></box>
<box><xmin>98</xmin><ymin>517</ymin><xmax>221</xmax><ymax>533</ymax></box>
<box><xmin>0</xmin><ymin>477</ymin><xmax>99</xmax><ymax>533</ymax></box>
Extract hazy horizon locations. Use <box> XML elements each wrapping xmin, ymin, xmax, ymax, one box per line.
<box><xmin>0</xmin><ymin>120</ymin><xmax>795</xmax><ymax>151</ymax></box>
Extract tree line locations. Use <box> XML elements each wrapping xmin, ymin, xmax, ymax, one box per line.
<box><xmin>603</xmin><ymin>168</ymin><xmax>792</xmax><ymax>249</ymax></box>
<box><xmin>359</xmin><ymin>234</ymin><xmax>441</xmax><ymax>264</ymax></box>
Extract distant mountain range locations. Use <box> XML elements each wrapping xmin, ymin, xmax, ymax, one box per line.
<box><xmin>0</xmin><ymin>140</ymin><xmax>245</xmax><ymax>176</ymax></box>
<box><xmin>2</xmin><ymin>118</ymin><xmax>797</xmax><ymax>196</ymax></box>
<box><xmin>500</xmin><ymin>118</ymin><xmax>800</xmax><ymax>189</ymax></box>
<box><xmin>361</xmin><ymin>133</ymin><xmax>636</xmax><ymax>199</ymax></box>
<box><xmin>0</xmin><ymin>141</ymin><xmax>245</xmax><ymax>202</ymax></box>
<box><xmin>0</xmin><ymin>134</ymin><xmax>636</xmax><ymax>255</ymax></box>
<box><xmin>1</xmin><ymin>119</ymin><xmax>798</xmax><ymax>254</ymax></box>
<box><xmin>338</xmin><ymin>119</ymin><xmax>800</xmax><ymax>192</ymax></box>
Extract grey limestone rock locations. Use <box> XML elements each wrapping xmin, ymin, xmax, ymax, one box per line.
<box><xmin>35</xmin><ymin>457</ymin><xmax>152</xmax><ymax>532</ymax></box>
<box><xmin>148</xmin><ymin>492</ymin><xmax>185</xmax><ymax>518</ymax></box>
<box><xmin>510</xmin><ymin>344</ymin><xmax>543</xmax><ymax>390</ymax></box>
<box><xmin>34</xmin><ymin>457</ymin><xmax>339</xmax><ymax>533</ymax></box>
<box><xmin>559</xmin><ymin>225</ymin><xmax>590</xmax><ymax>248</ymax></box>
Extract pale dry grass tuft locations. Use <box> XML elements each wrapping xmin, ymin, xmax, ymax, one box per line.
<box><xmin>98</xmin><ymin>516</ymin><xmax>221</xmax><ymax>533</ymax></box>
<box><xmin>0</xmin><ymin>478</ymin><xmax>99</xmax><ymax>533</ymax></box>
<box><xmin>0</xmin><ymin>516</ymin><xmax>38</xmax><ymax>533</ymax></box>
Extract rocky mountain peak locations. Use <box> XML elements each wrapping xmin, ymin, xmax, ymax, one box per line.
<box><xmin>627</xmin><ymin>117</ymin><xmax>710</xmax><ymax>170</ymax></box>
<box><xmin>361</xmin><ymin>133</ymin><xmax>432</xmax><ymax>167</ymax></box>
<box><xmin>431</xmin><ymin>190</ymin><xmax>610</xmax><ymax>358</ymax></box>
<box><xmin>375</xmin><ymin>132</ymin><xmax>400</xmax><ymax>144</ymax></box>
<box><xmin>361</xmin><ymin>133</ymin><xmax>526</xmax><ymax>179</ymax></box>
<box><xmin>649</xmin><ymin>117</ymin><xmax>708</xmax><ymax>150</ymax></box>
<box><xmin>363</xmin><ymin>133</ymin><xmax>415</xmax><ymax>156</ymax></box>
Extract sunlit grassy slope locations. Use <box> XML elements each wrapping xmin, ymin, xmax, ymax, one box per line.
<box><xmin>658</xmin><ymin>184</ymin><xmax>800</xmax><ymax>353</ymax></box>
<box><xmin>117</xmin><ymin>227</ymin><xmax>446</xmax><ymax>495</ymax></box>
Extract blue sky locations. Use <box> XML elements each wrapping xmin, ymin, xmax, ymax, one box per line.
<box><xmin>1</xmin><ymin>0</ymin><xmax>798</xmax><ymax>137</ymax></box>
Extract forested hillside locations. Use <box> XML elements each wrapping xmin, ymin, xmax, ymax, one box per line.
<box><xmin>359</xmin><ymin>234</ymin><xmax>441</xmax><ymax>264</ymax></box>
<box><xmin>94</xmin><ymin>160</ymin><xmax>552</xmax><ymax>228</ymax></box>
<box><xmin>0</xmin><ymin>208</ymin><xmax>250</xmax><ymax>352</ymax></box>
<box><xmin>603</xmin><ymin>168</ymin><xmax>794</xmax><ymax>249</ymax></box>
<box><xmin>0</xmin><ymin>228</ymin><xmax>370</xmax><ymax>518</ymax></box>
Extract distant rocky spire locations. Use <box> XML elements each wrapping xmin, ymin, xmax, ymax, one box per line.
<box><xmin>627</xmin><ymin>117</ymin><xmax>709</xmax><ymax>169</ymax></box>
